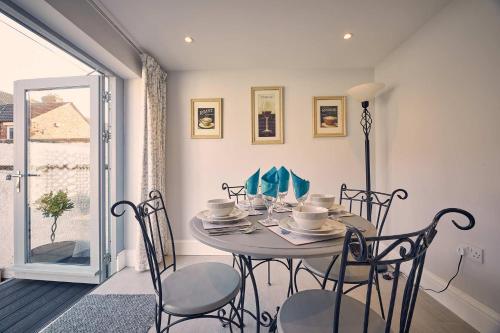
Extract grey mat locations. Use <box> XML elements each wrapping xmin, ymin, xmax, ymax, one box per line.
<box><xmin>41</xmin><ymin>294</ymin><xmax>156</xmax><ymax>333</ymax></box>
<box><xmin>0</xmin><ymin>279</ymin><xmax>95</xmax><ymax>333</ymax></box>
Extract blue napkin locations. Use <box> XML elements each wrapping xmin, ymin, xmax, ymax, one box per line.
<box><xmin>245</xmin><ymin>169</ymin><xmax>260</xmax><ymax>195</ymax></box>
<box><xmin>291</xmin><ymin>170</ymin><xmax>310</xmax><ymax>199</ymax></box>
<box><xmin>278</xmin><ymin>166</ymin><xmax>290</xmax><ymax>193</ymax></box>
<box><xmin>261</xmin><ymin>167</ymin><xmax>278</xmax><ymax>198</ymax></box>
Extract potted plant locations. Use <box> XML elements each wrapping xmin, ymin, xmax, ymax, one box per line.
<box><xmin>36</xmin><ymin>190</ymin><xmax>75</xmax><ymax>243</ymax></box>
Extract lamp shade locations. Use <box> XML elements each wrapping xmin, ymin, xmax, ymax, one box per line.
<box><xmin>347</xmin><ymin>82</ymin><xmax>385</xmax><ymax>102</ymax></box>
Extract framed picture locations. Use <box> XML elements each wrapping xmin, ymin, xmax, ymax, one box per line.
<box><xmin>313</xmin><ymin>96</ymin><xmax>346</xmax><ymax>137</ymax></box>
<box><xmin>251</xmin><ymin>86</ymin><xmax>284</xmax><ymax>144</ymax></box>
<box><xmin>191</xmin><ymin>98</ymin><xmax>223</xmax><ymax>139</ymax></box>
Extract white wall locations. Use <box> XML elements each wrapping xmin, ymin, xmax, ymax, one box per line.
<box><xmin>161</xmin><ymin>69</ymin><xmax>373</xmax><ymax>243</ymax></box>
<box><xmin>375</xmin><ymin>0</ymin><xmax>500</xmax><ymax>329</ymax></box>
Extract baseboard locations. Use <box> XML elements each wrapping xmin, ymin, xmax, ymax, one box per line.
<box><xmin>378</xmin><ymin>243</ymin><xmax>499</xmax><ymax>333</ymax></box>
<box><xmin>123</xmin><ymin>240</ymin><xmax>227</xmax><ymax>268</ymax></box>
<box><xmin>116</xmin><ymin>250</ymin><xmax>127</xmax><ymax>272</ymax></box>
<box><xmin>408</xmin><ymin>265</ymin><xmax>500</xmax><ymax>333</ymax></box>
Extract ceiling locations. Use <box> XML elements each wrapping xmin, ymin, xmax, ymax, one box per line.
<box><xmin>97</xmin><ymin>0</ymin><xmax>450</xmax><ymax>71</ymax></box>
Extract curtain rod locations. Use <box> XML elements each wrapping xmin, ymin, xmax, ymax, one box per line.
<box><xmin>86</xmin><ymin>0</ymin><xmax>143</xmax><ymax>56</ymax></box>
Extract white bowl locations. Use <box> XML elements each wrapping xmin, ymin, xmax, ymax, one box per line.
<box><xmin>309</xmin><ymin>194</ymin><xmax>335</xmax><ymax>209</ymax></box>
<box><xmin>207</xmin><ymin>199</ymin><xmax>235</xmax><ymax>217</ymax></box>
<box><xmin>292</xmin><ymin>205</ymin><xmax>329</xmax><ymax>230</ymax></box>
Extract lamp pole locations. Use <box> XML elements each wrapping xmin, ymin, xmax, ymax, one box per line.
<box><xmin>360</xmin><ymin>100</ymin><xmax>373</xmax><ymax>221</ymax></box>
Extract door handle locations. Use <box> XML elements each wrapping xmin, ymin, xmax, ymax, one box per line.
<box><xmin>5</xmin><ymin>171</ymin><xmax>40</xmax><ymax>192</ymax></box>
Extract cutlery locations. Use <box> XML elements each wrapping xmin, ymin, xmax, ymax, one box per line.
<box><xmin>208</xmin><ymin>225</ymin><xmax>260</xmax><ymax>236</ymax></box>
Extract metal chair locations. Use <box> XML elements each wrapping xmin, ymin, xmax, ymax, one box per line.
<box><xmin>222</xmin><ymin>182</ymin><xmax>277</xmax><ymax>286</ymax></box>
<box><xmin>221</xmin><ymin>183</ymin><xmax>246</xmax><ymax>203</ymax></box>
<box><xmin>278</xmin><ymin>208</ymin><xmax>475</xmax><ymax>333</ymax></box>
<box><xmin>111</xmin><ymin>190</ymin><xmax>243</xmax><ymax>333</ymax></box>
<box><xmin>294</xmin><ymin>183</ymin><xmax>408</xmax><ymax>318</ymax></box>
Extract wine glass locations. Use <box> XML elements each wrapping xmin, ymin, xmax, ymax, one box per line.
<box><xmin>296</xmin><ymin>191</ymin><xmax>309</xmax><ymax>209</ymax></box>
<box><xmin>259</xmin><ymin>194</ymin><xmax>278</xmax><ymax>225</ymax></box>
<box><xmin>277</xmin><ymin>189</ymin><xmax>288</xmax><ymax>209</ymax></box>
<box><xmin>246</xmin><ymin>192</ymin><xmax>259</xmax><ymax>215</ymax></box>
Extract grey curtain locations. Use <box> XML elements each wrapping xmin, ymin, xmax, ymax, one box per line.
<box><xmin>135</xmin><ymin>54</ymin><xmax>168</xmax><ymax>271</ymax></box>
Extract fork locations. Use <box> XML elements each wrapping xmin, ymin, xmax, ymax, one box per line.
<box><xmin>208</xmin><ymin>225</ymin><xmax>260</xmax><ymax>236</ymax></box>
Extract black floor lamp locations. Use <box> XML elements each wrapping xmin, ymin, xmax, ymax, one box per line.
<box><xmin>347</xmin><ymin>82</ymin><xmax>385</xmax><ymax>222</ymax></box>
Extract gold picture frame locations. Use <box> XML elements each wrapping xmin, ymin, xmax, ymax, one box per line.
<box><xmin>191</xmin><ymin>98</ymin><xmax>223</xmax><ymax>139</ymax></box>
<box><xmin>251</xmin><ymin>86</ymin><xmax>284</xmax><ymax>144</ymax></box>
<box><xmin>313</xmin><ymin>96</ymin><xmax>346</xmax><ymax>137</ymax></box>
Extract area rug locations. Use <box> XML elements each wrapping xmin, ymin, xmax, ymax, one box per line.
<box><xmin>40</xmin><ymin>294</ymin><xmax>156</xmax><ymax>333</ymax></box>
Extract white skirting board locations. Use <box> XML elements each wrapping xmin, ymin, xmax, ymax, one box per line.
<box><xmin>121</xmin><ymin>240</ymin><xmax>500</xmax><ymax>332</ymax></box>
<box><xmin>377</xmin><ymin>242</ymin><xmax>500</xmax><ymax>333</ymax></box>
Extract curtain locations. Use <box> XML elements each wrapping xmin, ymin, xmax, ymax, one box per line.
<box><xmin>135</xmin><ymin>54</ymin><xmax>168</xmax><ymax>271</ymax></box>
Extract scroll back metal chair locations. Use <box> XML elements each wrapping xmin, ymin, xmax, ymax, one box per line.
<box><xmin>278</xmin><ymin>208</ymin><xmax>475</xmax><ymax>333</ymax></box>
<box><xmin>294</xmin><ymin>183</ymin><xmax>408</xmax><ymax>318</ymax></box>
<box><xmin>221</xmin><ymin>183</ymin><xmax>246</xmax><ymax>203</ymax></box>
<box><xmin>111</xmin><ymin>190</ymin><xmax>243</xmax><ymax>333</ymax></box>
<box><xmin>222</xmin><ymin>182</ymin><xmax>279</xmax><ymax>286</ymax></box>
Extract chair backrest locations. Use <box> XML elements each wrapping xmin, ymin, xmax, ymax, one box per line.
<box><xmin>339</xmin><ymin>183</ymin><xmax>408</xmax><ymax>237</ymax></box>
<box><xmin>326</xmin><ymin>208</ymin><xmax>475</xmax><ymax>333</ymax></box>
<box><xmin>110</xmin><ymin>190</ymin><xmax>176</xmax><ymax>302</ymax></box>
<box><xmin>222</xmin><ymin>182</ymin><xmax>246</xmax><ymax>203</ymax></box>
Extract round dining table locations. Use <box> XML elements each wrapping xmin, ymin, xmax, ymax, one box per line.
<box><xmin>190</xmin><ymin>210</ymin><xmax>376</xmax><ymax>332</ymax></box>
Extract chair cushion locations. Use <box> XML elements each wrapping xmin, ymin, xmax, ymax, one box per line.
<box><xmin>278</xmin><ymin>289</ymin><xmax>387</xmax><ymax>333</ymax></box>
<box><xmin>303</xmin><ymin>254</ymin><xmax>370</xmax><ymax>284</ymax></box>
<box><xmin>161</xmin><ymin>262</ymin><xmax>240</xmax><ymax>316</ymax></box>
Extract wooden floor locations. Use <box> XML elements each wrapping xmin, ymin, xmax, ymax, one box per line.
<box><xmin>0</xmin><ymin>279</ymin><xmax>95</xmax><ymax>333</ymax></box>
<box><xmin>93</xmin><ymin>255</ymin><xmax>477</xmax><ymax>333</ymax></box>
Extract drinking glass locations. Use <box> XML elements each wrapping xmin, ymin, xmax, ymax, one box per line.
<box><xmin>246</xmin><ymin>193</ymin><xmax>259</xmax><ymax>215</ymax></box>
<box><xmin>259</xmin><ymin>194</ymin><xmax>278</xmax><ymax>225</ymax></box>
<box><xmin>277</xmin><ymin>190</ymin><xmax>288</xmax><ymax>209</ymax></box>
<box><xmin>296</xmin><ymin>191</ymin><xmax>309</xmax><ymax>209</ymax></box>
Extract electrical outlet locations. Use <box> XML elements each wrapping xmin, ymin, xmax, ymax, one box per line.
<box><xmin>462</xmin><ymin>244</ymin><xmax>483</xmax><ymax>263</ymax></box>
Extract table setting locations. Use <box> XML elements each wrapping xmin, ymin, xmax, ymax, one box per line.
<box><xmin>190</xmin><ymin>167</ymin><xmax>376</xmax><ymax>333</ymax></box>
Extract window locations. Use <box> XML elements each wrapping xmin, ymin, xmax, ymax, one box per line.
<box><xmin>7</xmin><ymin>126</ymin><xmax>13</xmax><ymax>140</ymax></box>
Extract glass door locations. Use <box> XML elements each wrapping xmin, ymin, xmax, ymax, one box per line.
<box><xmin>12</xmin><ymin>75</ymin><xmax>105</xmax><ymax>284</ymax></box>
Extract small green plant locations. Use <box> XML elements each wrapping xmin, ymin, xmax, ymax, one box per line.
<box><xmin>36</xmin><ymin>190</ymin><xmax>74</xmax><ymax>243</ymax></box>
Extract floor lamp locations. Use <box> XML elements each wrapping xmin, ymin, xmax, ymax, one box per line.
<box><xmin>347</xmin><ymin>82</ymin><xmax>385</xmax><ymax>222</ymax></box>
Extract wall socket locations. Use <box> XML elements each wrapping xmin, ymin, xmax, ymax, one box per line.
<box><xmin>458</xmin><ymin>244</ymin><xmax>483</xmax><ymax>263</ymax></box>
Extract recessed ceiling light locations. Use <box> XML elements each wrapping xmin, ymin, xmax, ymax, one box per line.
<box><xmin>343</xmin><ymin>33</ymin><xmax>353</xmax><ymax>40</ymax></box>
<box><xmin>184</xmin><ymin>36</ymin><xmax>193</xmax><ymax>43</ymax></box>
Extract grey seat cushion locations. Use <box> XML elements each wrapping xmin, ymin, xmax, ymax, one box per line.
<box><xmin>303</xmin><ymin>254</ymin><xmax>370</xmax><ymax>284</ymax></box>
<box><xmin>278</xmin><ymin>289</ymin><xmax>387</xmax><ymax>333</ymax></box>
<box><xmin>161</xmin><ymin>262</ymin><xmax>241</xmax><ymax>316</ymax></box>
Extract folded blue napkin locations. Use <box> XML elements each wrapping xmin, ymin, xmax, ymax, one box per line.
<box><xmin>291</xmin><ymin>170</ymin><xmax>310</xmax><ymax>200</ymax></box>
<box><xmin>245</xmin><ymin>169</ymin><xmax>260</xmax><ymax>195</ymax></box>
<box><xmin>261</xmin><ymin>167</ymin><xmax>278</xmax><ymax>198</ymax></box>
<box><xmin>278</xmin><ymin>166</ymin><xmax>290</xmax><ymax>193</ymax></box>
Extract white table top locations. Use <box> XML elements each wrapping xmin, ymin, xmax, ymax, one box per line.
<box><xmin>190</xmin><ymin>212</ymin><xmax>376</xmax><ymax>259</ymax></box>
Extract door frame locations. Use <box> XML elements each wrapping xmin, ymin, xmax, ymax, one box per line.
<box><xmin>12</xmin><ymin>75</ymin><xmax>105</xmax><ymax>284</ymax></box>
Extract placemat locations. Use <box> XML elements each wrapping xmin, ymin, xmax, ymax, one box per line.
<box><xmin>268</xmin><ymin>226</ymin><xmax>345</xmax><ymax>246</ymax></box>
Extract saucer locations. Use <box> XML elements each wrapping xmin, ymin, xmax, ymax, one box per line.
<box><xmin>198</xmin><ymin>122</ymin><xmax>215</xmax><ymax>129</ymax></box>
<box><xmin>197</xmin><ymin>208</ymin><xmax>248</xmax><ymax>223</ymax></box>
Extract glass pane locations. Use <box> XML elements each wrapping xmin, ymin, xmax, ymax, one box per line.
<box><xmin>27</xmin><ymin>88</ymin><xmax>91</xmax><ymax>266</ymax></box>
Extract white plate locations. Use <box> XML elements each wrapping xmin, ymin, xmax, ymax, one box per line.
<box><xmin>286</xmin><ymin>218</ymin><xmax>338</xmax><ymax>234</ymax></box>
<box><xmin>238</xmin><ymin>202</ymin><xmax>266</xmax><ymax>210</ymax></box>
<box><xmin>197</xmin><ymin>208</ymin><xmax>248</xmax><ymax>222</ymax></box>
<box><xmin>278</xmin><ymin>217</ymin><xmax>346</xmax><ymax>237</ymax></box>
<box><xmin>328</xmin><ymin>204</ymin><xmax>346</xmax><ymax>212</ymax></box>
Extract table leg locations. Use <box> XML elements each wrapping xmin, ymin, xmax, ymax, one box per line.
<box><xmin>286</xmin><ymin>258</ymin><xmax>294</xmax><ymax>298</ymax></box>
<box><xmin>237</xmin><ymin>255</ymin><xmax>274</xmax><ymax>333</ymax></box>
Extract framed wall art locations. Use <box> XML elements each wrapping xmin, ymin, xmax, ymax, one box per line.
<box><xmin>313</xmin><ymin>96</ymin><xmax>346</xmax><ymax>137</ymax></box>
<box><xmin>191</xmin><ymin>98</ymin><xmax>223</xmax><ymax>139</ymax></box>
<box><xmin>251</xmin><ymin>86</ymin><xmax>284</xmax><ymax>144</ymax></box>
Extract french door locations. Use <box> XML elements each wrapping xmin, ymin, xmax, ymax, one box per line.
<box><xmin>12</xmin><ymin>75</ymin><xmax>106</xmax><ymax>284</ymax></box>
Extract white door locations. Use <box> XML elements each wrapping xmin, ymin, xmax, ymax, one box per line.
<box><xmin>11</xmin><ymin>75</ymin><xmax>105</xmax><ymax>284</ymax></box>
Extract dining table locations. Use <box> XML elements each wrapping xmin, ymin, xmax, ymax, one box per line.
<box><xmin>190</xmin><ymin>209</ymin><xmax>376</xmax><ymax>332</ymax></box>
